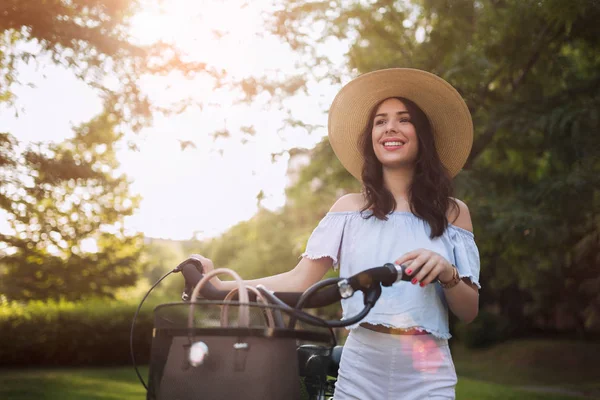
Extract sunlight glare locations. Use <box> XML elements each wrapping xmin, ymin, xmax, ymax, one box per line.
<box><xmin>130</xmin><ymin>0</ymin><xmax>267</xmax><ymax>76</ymax></box>
<box><xmin>80</xmin><ymin>238</ymin><xmax>99</xmax><ymax>254</ymax></box>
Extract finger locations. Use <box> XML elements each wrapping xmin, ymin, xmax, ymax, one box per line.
<box><xmin>395</xmin><ymin>249</ymin><xmax>424</xmax><ymax>272</ymax></box>
<box><xmin>406</xmin><ymin>254</ymin><xmax>431</xmax><ymax>282</ymax></box>
<box><xmin>190</xmin><ymin>254</ymin><xmax>213</xmax><ymax>271</ymax></box>
<box><xmin>412</xmin><ymin>257</ymin><xmax>436</xmax><ymax>283</ymax></box>
<box><xmin>420</xmin><ymin>262</ymin><xmax>445</xmax><ymax>286</ymax></box>
<box><xmin>189</xmin><ymin>254</ymin><xmax>205</xmax><ymax>267</ymax></box>
<box><xmin>396</xmin><ymin>249</ymin><xmax>427</xmax><ymax>275</ymax></box>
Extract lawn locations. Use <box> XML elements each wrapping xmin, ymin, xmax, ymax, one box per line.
<box><xmin>0</xmin><ymin>367</ymin><xmax>146</xmax><ymax>400</ymax></box>
<box><xmin>0</xmin><ymin>366</ymin><xmax>591</xmax><ymax>400</ymax></box>
<box><xmin>451</xmin><ymin>338</ymin><xmax>600</xmax><ymax>398</ymax></box>
<box><xmin>1</xmin><ymin>338</ymin><xmax>599</xmax><ymax>399</ymax></box>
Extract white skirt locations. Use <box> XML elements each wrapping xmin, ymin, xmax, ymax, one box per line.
<box><xmin>334</xmin><ymin>327</ymin><xmax>457</xmax><ymax>400</ymax></box>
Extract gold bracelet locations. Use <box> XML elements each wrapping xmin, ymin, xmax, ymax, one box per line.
<box><xmin>439</xmin><ymin>265</ymin><xmax>461</xmax><ymax>289</ymax></box>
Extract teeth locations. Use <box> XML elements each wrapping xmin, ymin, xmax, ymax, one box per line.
<box><xmin>384</xmin><ymin>141</ymin><xmax>404</xmax><ymax>147</ymax></box>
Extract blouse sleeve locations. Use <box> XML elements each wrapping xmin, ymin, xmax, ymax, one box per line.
<box><xmin>301</xmin><ymin>213</ymin><xmax>348</xmax><ymax>269</ymax></box>
<box><xmin>449</xmin><ymin>225</ymin><xmax>481</xmax><ymax>289</ymax></box>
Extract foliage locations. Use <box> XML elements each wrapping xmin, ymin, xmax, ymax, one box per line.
<box><xmin>140</xmin><ymin>237</ymin><xmax>196</xmax><ymax>300</ymax></box>
<box><xmin>0</xmin><ymin>0</ymin><xmax>219</xmax><ymax>300</ymax></box>
<box><xmin>202</xmin><ymin>208</ymin><xmax>308</xmax><ymax>279</ymax></box>
<box><xmin>455</xmin><ymin>310</ymin><xmax>511</xmax><ymax>348</ymax></box>
<box><xmin>285</xmin><ymin>140</ymin><xmax>361</xmax><ymax>218</ymax></box>
<box><xmin>0</xmin><ymin>297</ymin><xmax>155</xmax><ymax>366</ymax></box>
<box><xmin>0</xmin><ymin>0</ymin><xmax>218</xmax><ymax>129</ymax></box>
<box><xmin>0</xmin><ymin>113</ymin><xmax>145</xmax><ymax>300</ymax></box>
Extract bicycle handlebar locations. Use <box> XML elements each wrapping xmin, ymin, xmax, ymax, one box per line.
<box><xmin>178</xmin><ymin>257</ymin><xmax>414</xmax><ymax>309</ymax></box>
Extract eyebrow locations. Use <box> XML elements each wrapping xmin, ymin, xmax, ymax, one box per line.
<box><xmin>375</xmin><ymin>111</ymin><xmax>410</xmax><ymax>118</ymax></box>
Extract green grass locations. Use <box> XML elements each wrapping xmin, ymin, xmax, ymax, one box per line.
<box><xmin>0</xmin><ymin>367</ymin><xmax>591</xmax><ymax>400</ymax></box>
<box><xmin>0</xmin><ymin>367</ymin><xmax>147</xmax><ymax>400</ymax></box>
<box><xmin>1</xmin><ymin>338</ymin><xmax>599</xmax><ymax>399</ymax></box>
<box><xmin>456</xmin><ymin>378</ymin><xmax>587</xmax><ymax>400</ymax></box>
<box><xmin>451</xmin><ymin>338</ymin><xmax>600</xmax><ymax>397</ymax></box>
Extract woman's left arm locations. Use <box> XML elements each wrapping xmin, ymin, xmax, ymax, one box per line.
<box><xmin>437</xmin><ymin>274</ymin><xmax>479</xmax><ymax>324</ymax></box>
<box><xmin>394</xmin><ymin>200</ymin><xmax>479</xmax><ymax>324</ymax></box>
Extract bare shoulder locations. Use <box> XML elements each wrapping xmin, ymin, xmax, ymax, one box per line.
<box><xmin>447</xmin><ymin>198</ymin><xmax>473</xmax><ymax>233</ymax></box>
<box><xmin>329</xmin><ymin>193</ymin><xmax>365</xmax><ymax>212</ymax></box>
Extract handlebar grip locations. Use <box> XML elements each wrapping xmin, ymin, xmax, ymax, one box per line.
<box><xmin>180</xmin><ymin>259</ymin><xmax>203</xmax><ymax>283</ymax></box>
<box><xmin>397</xmin><ymin>263</ymin><xmax>423</xmax><ymax>282</ymax></box>
<box><xmin>180</xmin><ymin>261</ymin><xmax>231</xmax><ymax>301</ymax></box>
<box><xmin>348</xmin><ymin>264</ymin><xmax>398</xmax><ymax>289</ymax></box>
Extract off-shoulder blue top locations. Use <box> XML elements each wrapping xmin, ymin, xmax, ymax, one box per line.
<box><xmin>302</xmin><ymin>211</ymin><xmax>481</xmax><ymax>339</ymax></box>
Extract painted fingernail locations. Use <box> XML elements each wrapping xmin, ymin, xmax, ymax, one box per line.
<box><xmin>411</xmin><ymin>278</ymin><xmax>418</xmax><ymax>284</ymax></box>
<box><xmin>420</xmin><ymin>282</ymin><xmax>425</xmax><ymax>287</ymax></box>
<box><xmin>406</xmin><ymin>269</ymin><xmax>412</xmax><ymax>275</ymax></box>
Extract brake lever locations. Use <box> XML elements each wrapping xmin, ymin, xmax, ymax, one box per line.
<box><xmin>177</xmin><ymin>258</ymin><xmax>204</xmax><ymax>301</ymax></box>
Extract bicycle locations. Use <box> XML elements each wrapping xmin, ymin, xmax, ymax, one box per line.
<box><xmin>130</xmin><ymin>257</ymin><xmax>415</xmax><ymax>400</ymax></box>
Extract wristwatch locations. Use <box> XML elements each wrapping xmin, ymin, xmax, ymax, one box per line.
<box><xmin>438</xmin><ymin>265</ymin><xmax>461</xmax><ymax>289</ymax></box>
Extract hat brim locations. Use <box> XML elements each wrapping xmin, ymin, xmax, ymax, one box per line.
<box><xmin>328</xmin><ymin>68</ymin><xmax>473</xmax><ymax>179</ymax></box>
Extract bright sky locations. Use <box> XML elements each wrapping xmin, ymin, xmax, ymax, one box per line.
<box><xmin>0</xmin><ymin>0</ymin><xmax>348</xmax><ymax>241</ymax></box>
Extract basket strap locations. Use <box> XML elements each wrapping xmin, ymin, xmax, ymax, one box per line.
<box><xmin>188</xmin><ymin>268</ymin><xmax>250</xmax><ymax>329</ymax></box>
<box><xmin>221</xmin><ymin>286</ymin><xmax>276</xmax><ymax>328</ymax></box>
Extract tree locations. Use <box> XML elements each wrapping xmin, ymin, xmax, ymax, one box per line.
<box><xmin>0</xmin><ymin>0</ymin><xmax>219</xmax><ymax>130</ymax></box>
<box><xmin>0</xmin><ymin>0</ymin><xmax>221</xmax><ymax>300</ymax></box>
<box><xmin>0</xmin><ymin>113</ymin><xmax>143</xmax><ymax>300</ymax></box>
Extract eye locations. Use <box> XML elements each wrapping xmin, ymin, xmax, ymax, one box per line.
<box><xmin>375</xmin><ymin>119</ymin><xmax>386</xmax><ymax>125</ymax></box>
<box><xmin>399</xmin><ymin>117</ymin><xmax>411</xmax><ymax>123</ymax></box>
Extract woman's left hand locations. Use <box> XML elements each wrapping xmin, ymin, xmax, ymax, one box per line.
<box><xmin>394</xmin><ymin>249</ymin><xmax>454</xmax><ymax>287</ymax></box>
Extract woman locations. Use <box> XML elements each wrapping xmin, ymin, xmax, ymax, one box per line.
<box><xmin>195</xmin><ymin>68</ymin><xmax>480</xmax><ymax>399</ymax></box>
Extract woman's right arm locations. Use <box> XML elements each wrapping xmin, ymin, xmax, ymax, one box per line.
<box><xmin>192</xmin><ymin>193</ymin><xmax>363</xmax><ymax>294</ymax></box>
<box><xmin>191</xmin><ymin>254</ymin><xmax>333</xmax><ymax>293</ymax></box>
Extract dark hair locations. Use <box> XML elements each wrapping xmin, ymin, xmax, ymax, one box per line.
<box><xmin>359</xmin><ymin>97</ymin><xmax>458</xmax><ymax>238</ymax></box>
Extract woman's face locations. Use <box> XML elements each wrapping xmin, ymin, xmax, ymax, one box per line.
<box><xmin>371</xmin><ymin>98</ymin><xmax>419</xmax><ymax>170</ymax></box>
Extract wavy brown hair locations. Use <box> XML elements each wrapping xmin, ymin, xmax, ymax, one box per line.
<box><xmin>359</xmin><ymin>97</ymin><xmax>458</xmax><ymax>238</ymax></box>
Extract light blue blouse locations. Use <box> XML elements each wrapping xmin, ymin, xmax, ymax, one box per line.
<box><xmin>302</xmin><ymin>211</ymin><xmax>481</xmax><ymax>339</ymax></box>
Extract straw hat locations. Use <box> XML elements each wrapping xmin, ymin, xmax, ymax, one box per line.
<box><xmin>328</xmin><ymin>68</ymin><xmax>473</xmax><ymax>179</ymax></box>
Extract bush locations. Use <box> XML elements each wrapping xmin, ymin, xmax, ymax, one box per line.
<box><xmin>0</xmin><ymin>297</ymin><xmax>157</xmax><ymax>366</ymax></box>
<box><xmin>455</xmin><ymin>310</ymin><xmax>510</xmax><ymax>348</ymax></box>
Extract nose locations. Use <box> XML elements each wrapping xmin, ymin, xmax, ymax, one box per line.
<box><xmin>385</xmin><ymin>119</ymin><xmax>400</xmax><ymax>133</ymax></box>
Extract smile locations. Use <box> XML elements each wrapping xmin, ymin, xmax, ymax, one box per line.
<box><xmin>382</xmin><ymin>138</ymin><xmax>406</xmax><ymax>150</ymax></box>
<box><xmin>383</xmin><ymin>141</ymin><xmax>405</xmax><ymax>147</ymax></box>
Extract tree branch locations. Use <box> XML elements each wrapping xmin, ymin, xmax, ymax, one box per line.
<box><xmin>464</xmin><ymin>120</ymin><xmax>502</xmax><ymax>170</ymax></box>
<box><xmin>478</xmin><ymin>65</ymin><xmax>504</xmax><ymax>104</ymax></box>
<box><xmin>511</xmin><ymin>22</ymin><xmax>561</xmax><ymax>92</ymax></box>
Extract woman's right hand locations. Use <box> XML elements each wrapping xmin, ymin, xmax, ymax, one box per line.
<box><xmin>190</xmin><ymin>254</ymin><xmax>223</xmax><ymax>290</ymax></box>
